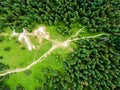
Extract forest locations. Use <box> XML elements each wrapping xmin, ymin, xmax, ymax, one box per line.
<box><xmin>0</xmin><ymin>0</ymin><xmax>120</xmax><ymax>90</ymax></box>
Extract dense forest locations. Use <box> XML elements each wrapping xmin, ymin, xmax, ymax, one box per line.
<box><xmin>0</xmin><ymin>0</ymin><xmax>119</xmax><ymax>34</ymax></box>
<box><xmin>0</xmin><ymin>0</ymin><xmax>120</xmax><ymax>90</ymax></box>
<box><xmin>42</xmin><ymin>35</ymin><xmax>120</xmax><ymax>90</ymax></box>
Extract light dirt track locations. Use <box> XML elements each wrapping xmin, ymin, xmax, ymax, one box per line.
<box><xmin>0</xmin><ymin>27</ymin><xmax>106</xmax><ymax>77</ymax></box>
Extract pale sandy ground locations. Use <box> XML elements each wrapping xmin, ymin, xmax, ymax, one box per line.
<box><xmin>11</xmin><ymin>27</ymin><xmax>50</xmax><ymax>51</ymax></box>
<box><xmin>18</xmin><ymin>28</ymin><xmax>35</xmax><ymax>51</ymax></box>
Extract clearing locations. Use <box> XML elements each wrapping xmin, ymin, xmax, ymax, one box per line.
<box><xmin>0</xmin><ymin>25</ymin><xmax>106</xmax><ymax>90</ymax></box>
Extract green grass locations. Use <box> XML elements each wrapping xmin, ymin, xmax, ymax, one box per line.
<box><xmin>0</xmin><ymin>36</ymin><xmax>52</xmax><ymax>70</ymax></box>
<box><xmin>5</xmin><ymin>45</ymin><xmax>71</xmax><ymax>90</ymax></box>
<box><xmin>0</xmin><ymin>24</ymin><xmax>85</xmax><ymax>89</ymax></box>
<box><xmin>4</xmin><ymin>44</ymin><xmax>72</xmax><ymax>90</ymax></box>
<box><xmin>5</xmin><ymin>40</ymin><xmax>74</xmax><ymax>90</ymax></box>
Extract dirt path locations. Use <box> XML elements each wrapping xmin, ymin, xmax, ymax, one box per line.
<box><xmin>0</xmin><ymin>27</ymin><xmax>106</xmax><ymax>77</ymax></box>
<box><xmin>69</xmin><ymin>33</ymin><xmax>106</xmax><ymax>42</ymax></box>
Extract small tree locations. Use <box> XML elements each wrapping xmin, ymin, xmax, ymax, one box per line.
<box><xmin>0</xmin><ymin>56</ymin><xmax>3</xmax><ymax>59</ymax></box>
<box><xmin>4</xmin><ymin>47</ymin><xmax>11</xmax><ymax>51</ymax></box>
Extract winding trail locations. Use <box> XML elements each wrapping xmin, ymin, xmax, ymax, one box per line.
<box><xmin>0</xmin><ymin>27</ymin><xmax>106</xmax><ymax>77</ymax></box>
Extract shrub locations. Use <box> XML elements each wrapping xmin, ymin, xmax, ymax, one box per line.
<box><xmin>21</xmin><ymin>47</ymin><xmax>25</xmax><ymax>50</ymax></box>
<box><xmin>0</xmin><ymin>56</ymin><xmax>3</xmax><ymax>59</ymax></box>
<box><xmin>4</xmin><ymin>47</ymin><xmax>11</xmax><ymax>51</ymax></box>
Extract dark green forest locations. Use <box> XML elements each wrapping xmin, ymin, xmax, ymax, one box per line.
<box><xmin>42</xmin><ymin>35</ymin><xmax>120</xmax><ymax>90</ymax></box>
<box><xmin>0</xmin><ymin>0</ymin><xmax>120</xmax><ymax>90</ymax></box>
